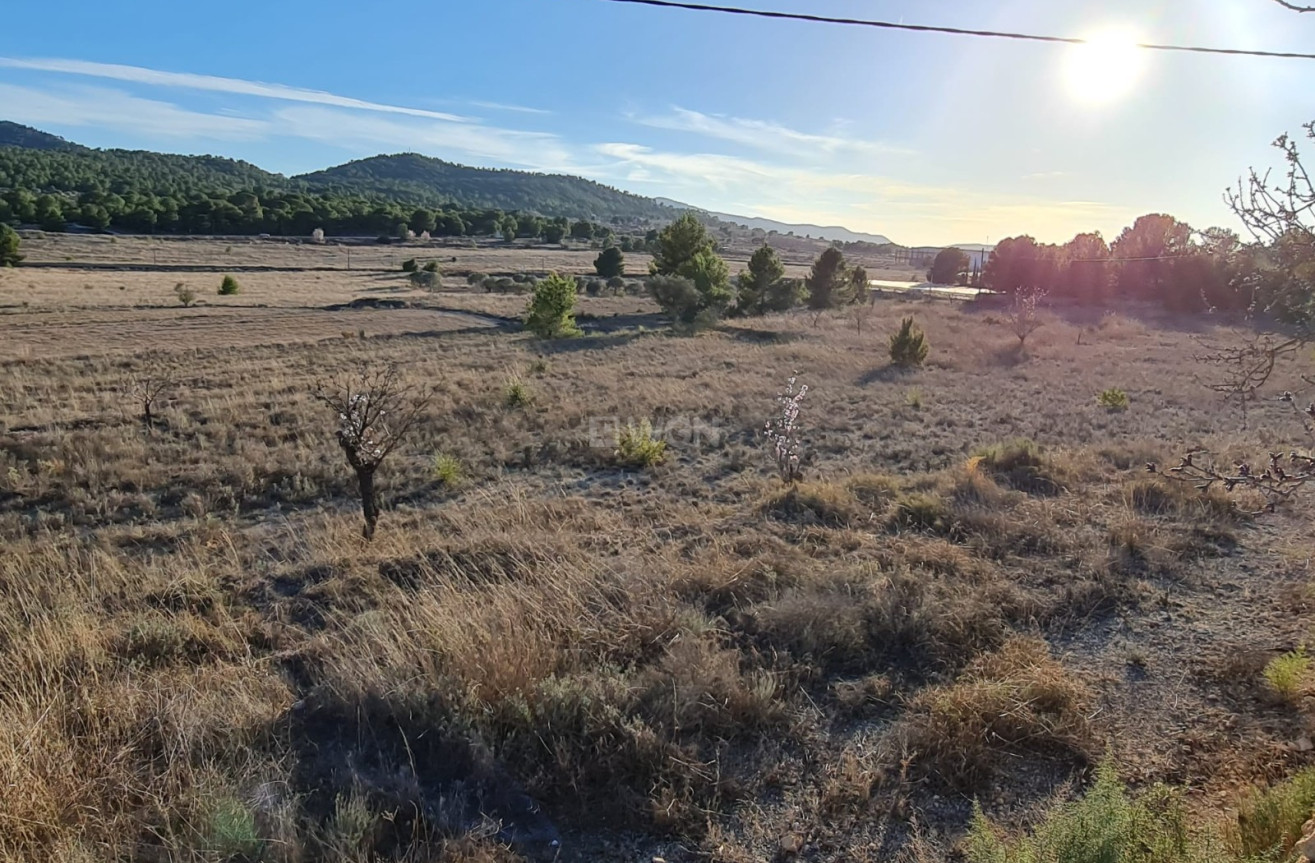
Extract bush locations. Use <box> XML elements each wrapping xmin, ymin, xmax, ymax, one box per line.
<box><xmin>504</xmin><ymin>376</ymin><xmax>533</xmax><ymax>408</ymax></box>
<box><xmin>432</xmin><ymin>453</ymin><xmax>464</xmax><ymax>486</ymax></box>
<box><xmin>973</xmin><ymin>438</ymin><xmax>1063</xmax><ymax>495</ymax></box>
<box><xmin>524</xmin><ymin>272</ymin><xmax>582</xmax><ymax>338</ymax></box>
<box><xmin>0</xmin><ymin>223</ymin><xmax>22</xmax><ymax>266</ymax></box>
<box><xmin>1098</xmin><ymin>388</ymin><xmax>1130</xmax><ymax>411</ymax></box>
<box><xmin>401</xmin><ymin>258</ymin><xmax>418</xmax><ymax>272</ymax></box>
<box><xmin>965</xmin><ymin>761</ymin><xmax>1201</xmax><ymax>863</ymax></box>
<box><xmin>903</xmin><ymin>637</ymin><xmax>1093</xmax><ymax>790</ymax></box>
<box><xmin>648</xmin><ymin>224</ymin><xmax>733</xmax><ymax>328</ymax></box>
<box><xmin>217</xmin><ymin>275</ymin><xmax>240</xmax><ymax>295</ymax></box>
<box><xmin>594</xmin><ymin>246</ymin><xmax>625</xmax><ymax>278</ymax></box>
<box><xmin>174</xmin><ymin>282</ymin><xmax>196</xmax><ymax>307</ymax></box>
<box><xmin>615</xmin><ymin>419</ymin><xmax>667</xmax><ymax>468</ymax></box>
<box><xmin>423</xmin><ymin>260</ymin><xmax>440</xmax><ymax>273</ymax></box>
<box><xmin>1264</xmin><ymin>647</ymin><xmax>1309</xmax><ymax>700</ymax></box>
<box><xmin>1235</xmin><ymin>766</ymin><xmax>1315</xmax><ymax>860</ymax></box>
<box><xmin>409</xmin><ymin>270</ymin><xmax>440</xmax><ymax>290</ymax></box>
<box><xmin>889</xmin><ymin>317</ymin><xmax>930</xmax><ymax>367</ymax></box>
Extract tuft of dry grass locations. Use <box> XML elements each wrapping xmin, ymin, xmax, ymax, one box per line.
<box><xmin>896</xmin><ymin>637</ymin><xmax>1095</xmax><ymax>791</ymax></box>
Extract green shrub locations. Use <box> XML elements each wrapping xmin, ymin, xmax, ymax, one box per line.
<box><xmin>524</xmin><ymin>272</ymin><xmax>583</xmax><ymax>338</ymax></box>
<box><xmin>422</xmin><ymin>260</ymin><xmax>440</xmax><ymax>273</ymax></box>
<box><xmin>408</xmin><ymin>269</ymin><xmax>440</xmax><ymax>290</ymax></box>
<box><xmin>905</xmin><ymin>387</ymin><xmax>923</xmax><ymax>409</ymax></box>
<box><xmin>0</xmin><ymin>223</ymin><xmax>22</xmax><ymax>266</ymax></box>
<box><xmin>504</xmin><ymin>375</ymin><xmax>533</xmax><ymax>408</ymax></box>
<box><xmin>217</xmin><ymin>275</ymin><xmax>240</xmax><ymax>295</ymax></box>
<box><xmin>965</xmin><ymin>761</ymin><xmax>1204</xmax><ymax>863</ymax></box>
<box><xmin>1098</xmin><ymin>388</ymin><xmax>1130</xmax><ymax>411</ymax></box>
<box><xmin>615</xmin><ymin>419</ymin><xmax>667</xmax><ymax>468</ymax></box>
<box><xmin>1264</xmin><ymin>647</ymin><xmax>1309</xmax><ymax>700</ymax></box>
<box><xmin>595</xmin><ymin>245</ymin><xmax>626</xmax><ymax>278</ymax></box>
<box><xmin>1235</xmin><ymin>766</ymin><xmax>1315</xmax><ymax>859</ymax></box>
<box><xmin>205</xmin><ymin>798</ymin><xmax>262</xmax><ymax>858</ymax></box>
<box><xmin>401</xmin><ymin>257</ymin><xmax>418</xmax><ymax>272</ymax></box>
<box><xmin>889</xmin><ymin>317</ymin><xmax>930</xmax><ymax>367</ymax></box>
<box><xmin>432</xmin><ymin>453</ymin><xmax>464</xmax><ymax>486</ymax></box>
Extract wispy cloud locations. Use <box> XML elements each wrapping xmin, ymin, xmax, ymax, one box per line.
<box><xmin>0</xmin><ymin>56</ymin><xmax>473</xmax><ymax>123</ymax></box>
<box><xmin>469</xmin><ymin>100</ymin><xmax>552</xmax><ymax>116</ymax></box>
<box><xmin>0</xmin><ymin>82</ymin><xmax>268</xmax><ymax>141</ymax></box>
<box><xmin>631</xmin><ymin>106</ymin><xmax>911</xmax><ymax>160</ymax></box>
<box><xmin>0</xmin><ymin>56</ymin><xmax>1137</xmax><ymax>244</ymax></box>
<box><xmin>270</xmin><ymin>106</ymin><xmax>577</xmax><ymax>171</ymax></box>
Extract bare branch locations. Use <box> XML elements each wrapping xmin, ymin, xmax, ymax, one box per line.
<box><xmin>1273</xmin><ymin>0</ymin><xmax>1315</xmax><ymax>11</ymax></box>
<box><xmin>1150</xmin><ymin>447</ymin><xmax>1315</xmax><ymax>514</ymax></box>
<box><xmin>1227</xmin><ymin>125</ymin><xmax>1315</xmax><ymax>245</ymax></box>
<box><xmin>1192</xmin><ymin>333</ymin><xmax>1306</xmax><ymax>427</ymax></box>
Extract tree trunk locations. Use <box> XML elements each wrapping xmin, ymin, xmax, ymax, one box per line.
<box><xmin>356</xmin><ymin>467</ymin><xmax>379</xmax><ymax>540</ymax></box>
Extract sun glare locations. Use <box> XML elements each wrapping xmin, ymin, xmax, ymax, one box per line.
<box><xmin>1064</xmin><ymin>28</ymin><xmax>1146</xmax><ymax>106</ymax></box>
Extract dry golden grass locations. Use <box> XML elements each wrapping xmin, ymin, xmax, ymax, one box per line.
<box><xmin>4</xmin><ymin>239</ymin><xmax>1315</xmax><ymax>861</ymax></box>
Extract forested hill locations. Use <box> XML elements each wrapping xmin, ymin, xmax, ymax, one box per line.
<box><xmin>0</xmin><ymin>121</ymin><xmax>85</xmax><ymax>152</ymax></box>
<box><xmin>296</xmin><ymin>153</ymin><xmax>672</xmax><ymax>221</ymax></box>
<box><xmin>0</xmin><ymin>145</ymin><xmax>289</xmax><ymax>196</ymax></box>
<box><xmin>0</xmin><ymin>122</ymin><xmax>682</xmax><ymax>234</ymax></box>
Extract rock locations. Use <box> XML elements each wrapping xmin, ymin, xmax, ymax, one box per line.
<box><xmin>779</xmin><ymin>833</ymin><xmax>805</xmax><ymax>856</ymax></box>
<box><xmin>1296</xmin><ymin>736</ymin><xmax>1313</xmax><ymax>753</ymax></box>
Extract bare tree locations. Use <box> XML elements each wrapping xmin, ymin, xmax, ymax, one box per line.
<box><xmin>312</xmin><ymin>364</ymin><xmax>431</xmax><ymax>540</ymax></box>
<box><xmin>851</xmin><ymin>302</ymin><xmax>874</xmax><ymax>334</ymax></box>
<box><xmin>1007</xmin><ymin>287</ymin><xmax>1047</xmax><ymax>347</ymax></box>
<box><xmin>128</xmin><ymin>370</ymin><xmax>174</xmax><ymax>428</ymax></box>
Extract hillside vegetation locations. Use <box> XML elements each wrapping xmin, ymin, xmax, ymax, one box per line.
<box><xmin>297</xmin><ymin>152</ymin><xmax>674</xmax><ymax>221</ymax></box>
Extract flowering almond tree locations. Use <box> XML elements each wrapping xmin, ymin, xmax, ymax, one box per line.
<box><xmin>765</xmin><ymin>374</ymin><xmax>808</xmax><ymax>483</ymax></box>
<box><xmin>312</xmin><ymin>364</ymin><xmax>430</xmax><ymax>540</ymax></box>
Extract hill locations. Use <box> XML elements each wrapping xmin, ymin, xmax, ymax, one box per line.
<box><xmin>296</xmin><ymin>153</ymin><xmax>673</xmax><ymax>222</ymax></box>
<box><xmin>655</xmin><ymin>198</ymin><xmax>894</xmax><ymax>245</ymax></box>
<box><xmin>0</xmin><ymin>121</ymin><xmax>85</xmax><ymax>152</ymax></box>
<box><xmin>0</xmin><ymin>122</ymin><xmax>906</xmax><ymax>242</ymax></box>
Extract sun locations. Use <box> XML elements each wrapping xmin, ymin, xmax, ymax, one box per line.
<box><xmin>1064</xmin><ymin>28</ymin><xmax>1146</xmax><ymax>106</ymax></box>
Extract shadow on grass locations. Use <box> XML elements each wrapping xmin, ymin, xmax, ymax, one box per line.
<box><xmin>858</xmin><ymin>364</ymin><xmax>917</xmax><ymax>386</ymax></box>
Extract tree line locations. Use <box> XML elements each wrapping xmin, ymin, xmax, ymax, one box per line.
<box><xmin>977</xmin><ymin>213</ymin><xmax>1315</xmax><ymax>322</ymax></box>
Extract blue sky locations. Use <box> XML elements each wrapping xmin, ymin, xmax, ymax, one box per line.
<box><xmin>1</xmin><ymin>0</ymin><xmax>1312</xmax><ymax>246</ymax></box>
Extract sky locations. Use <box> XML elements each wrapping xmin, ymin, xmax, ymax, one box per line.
<box><xmin>1</xmin><ymin>0</ymin><xmax>1313</xmax><ymax>246</ymax></box>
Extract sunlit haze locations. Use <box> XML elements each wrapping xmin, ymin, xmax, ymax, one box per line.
<box><xmin>1064</xmin><ymin>28</ymin><xmax>1147</xmax><ymax>106</ymax></box>
<box><xmin>1</xmin><ymin>0</ymin><xmax>1312</xmax><ymax>245</ymax></box>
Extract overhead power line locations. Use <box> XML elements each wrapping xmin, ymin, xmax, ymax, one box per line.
<box><xmin>604</xmin><ymin>0</ymin><xmax>1315</xmax><ymax>60</ymax></box>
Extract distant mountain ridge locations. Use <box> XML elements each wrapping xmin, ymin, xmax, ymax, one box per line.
<box><xmin>0</xmin><ymin>121</ymin><xmax>911</xmax><ymax>243</ymax></box>
<box><xmin>295</xmin><ymin>153</ymin><xmax>673</xmax><ymax>221</ymax></box>
<box><xmin>654</xmin><ymin>198</ymin><xmax>894</xmax><ymax>246</ymax></box>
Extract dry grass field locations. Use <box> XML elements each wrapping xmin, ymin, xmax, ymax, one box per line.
<box><xmin>4</xmin><ymin>235</ymin><xmax>1315</xmax><ymax>862</ymax></box>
